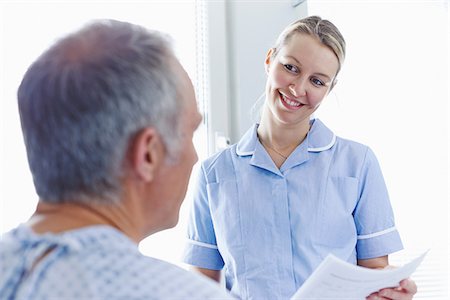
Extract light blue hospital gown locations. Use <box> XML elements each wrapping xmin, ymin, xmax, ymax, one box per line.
<box><xmin>183</xmin><ymin>118</ymin><xmax>403</xmax><ymax>300</ymax></box>
<box><xmin>0</xmin><ymin>224</ymin><xmax>232</xmax><ymax>300</ymax></box>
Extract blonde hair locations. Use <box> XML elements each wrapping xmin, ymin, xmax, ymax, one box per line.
<box><xmin>272</xmin><ymin>16</ymin><xmax>346</xmax><ymax>77</ymax></box>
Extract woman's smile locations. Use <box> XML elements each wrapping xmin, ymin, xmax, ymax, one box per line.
<box><xmin>279</xmin><ymin>91</ymin><xmax>303</xmax><ymax>110</ymax></box>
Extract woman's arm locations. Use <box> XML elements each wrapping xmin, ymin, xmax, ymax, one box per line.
<box><xmin>357</xmin><ymin>256</ymin><xmax>388</xmax><ymax>269</ymax></box>
<box><xmin>192</xmin><ymin>266</ymin><xmax>222</xmax><ymax>283</ymax></box>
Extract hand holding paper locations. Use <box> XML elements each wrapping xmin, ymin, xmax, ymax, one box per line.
<box><xmin>366</xmin><ymin>278</ymin><xmax>417</xmax><ymax>300</ymax></box>
<box><xmin>291</xmin><ymin>251</ymin><xmax>427</xmax><ymax>300</ymax></box>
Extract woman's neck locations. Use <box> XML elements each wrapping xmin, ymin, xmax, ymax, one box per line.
<box><xmin>257</xmin><ymin>110</ymin><xmax>311</xmax><ymax>167</ymax></box>
<box><xmin>257</xmin><ymin>117</ymin><xmax>311</xmax><ymax>150</ymax></box>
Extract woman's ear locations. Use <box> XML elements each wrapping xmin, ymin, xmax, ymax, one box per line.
<box><xmin>130</xmin><ymin>127</ymin><xmax>164</xmax><ymax>182</ymax></box>
<box><xmin>265</xmin><ymin>48</ymin><xmax>275</xmax><ymax>74</ymax></box>
<box><xmin>329</xmin><ymin>78</ymin><xmax>338</xmax><ymax>92</ymax></box>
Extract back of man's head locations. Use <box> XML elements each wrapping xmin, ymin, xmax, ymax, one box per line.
<box><xmin>18</xmin><ymin>20</ymin><xmax>182</xmax><ymax>205</ymax></box>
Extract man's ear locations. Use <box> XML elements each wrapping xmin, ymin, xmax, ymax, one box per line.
<box><xmin>131</xmin><ymin>127</ymin><xmax>164</xmax><ymax>182</ymax></box>
<box><xmin>265</xmin><ymin>48</ymin><xmax>275</xmax><ymax>74</ymax></box>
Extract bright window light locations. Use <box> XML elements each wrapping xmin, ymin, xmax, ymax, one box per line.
<box><xmin>0</xmin><ymin>1</ymin><xmax>206</xmax><ymax>268</ymax></box>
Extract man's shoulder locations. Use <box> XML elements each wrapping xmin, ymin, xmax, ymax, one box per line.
<box><xmin>100</xmin><ymin>255</ymin><xmax>232</xmax><ymax>299</ymax></box>
<box><xmin>46</xmin><ymin>237</ymin><xmax>231</xmax><ymax>299</ymax></box>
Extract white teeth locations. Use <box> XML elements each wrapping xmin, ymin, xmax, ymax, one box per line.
<box><xmin>281</xmin><ymin>94</ymin><xmax>301</xmax><ymax>107</ymax></box>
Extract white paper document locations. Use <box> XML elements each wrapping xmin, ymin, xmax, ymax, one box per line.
<box><xmin>291</xmin><ymin>251</ymin><xmax>427</xmax><ymax>300</ymax></box>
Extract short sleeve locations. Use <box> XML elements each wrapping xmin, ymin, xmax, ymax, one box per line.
<box><xmin>183</xmin><ymin>164</ymin><xmax>224</xmax><ymax>270</ymax></box>
<box><xmin>354</xmin><ymin>147</ymin><xmax>403</xmax><ymax>259</ymax></box>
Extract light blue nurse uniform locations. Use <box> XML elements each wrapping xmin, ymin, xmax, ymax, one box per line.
<box><xmin>183</xmin><ymin>118</ymin><xmax>403</xmax><ymax>300</ymax></box>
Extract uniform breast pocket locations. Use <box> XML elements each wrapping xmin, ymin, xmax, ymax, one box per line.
<box><xmin>315</xmin><ymin>176</ymin><xmax>359</xmax><ymax>248</ymax></box>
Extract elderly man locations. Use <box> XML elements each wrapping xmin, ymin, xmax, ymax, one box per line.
<box><xmin>0</xmin><ymin>20</ymin><xmax>231</xmax><ymax>299</ymax></box>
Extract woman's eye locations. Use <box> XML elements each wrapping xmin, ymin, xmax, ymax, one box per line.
<box><xmin>284</xmin><ymin>64</ymin><xmax>298</xmax><ymax>73</ymax></box>
<box><xmin>311</xmin><ymin>78</ymin><xmax>325</xmax><ymax>86</ymax></box>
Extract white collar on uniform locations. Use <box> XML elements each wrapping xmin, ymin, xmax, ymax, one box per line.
<box><xmin>236</xmin><ymin>118</ymin><xmax>336</xmax><ymax>157</ymax></box>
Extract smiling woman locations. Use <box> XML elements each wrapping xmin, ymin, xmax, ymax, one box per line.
<box><xmin>0</xmin><ymin>1</ymin><xmax>207</xmax><ymax>267</ymax></box>
<box><xmin>182</xmin><ymin>15</ymin><xmax>418</xmax><ymax>300</ymax></box>
<box><xmin>261</xmin><ymin>32</ymin><xmax>341</xmax><ymax>167</ymax></box>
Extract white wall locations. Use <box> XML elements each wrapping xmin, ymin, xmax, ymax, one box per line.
<box><xmin>206</xmin><ymin>0</ymin><xmax>308</xmax><ymax>151</ymax></box>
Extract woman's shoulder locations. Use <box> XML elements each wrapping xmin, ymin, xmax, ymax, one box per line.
<box><xmin>335</xmin><ymin>135</ymin><xmax>376</xmax><ymax>160</ymax></box>
<box><xmin>334</xmin><ymin>135</ymin><xmax>369</xmax><ymax>152</ymax></box>
<box><xmin>201</xmin><ymin>144</ymin><xmax>238</xmax><ymax>173</ymax></box>
<box><xmin>201</xmin><ymin>124</ymin><xmax>257</xmax><ymax>173</ymax></box>
<box><xmin>332</xmin><ymin>135</ymin><xmax>383</xmax><ymax>171</ymax></box>
<box><xmin>311</xmin><ymin>119</ymin><xmax>371</xmax><ymax>157</ymax></box>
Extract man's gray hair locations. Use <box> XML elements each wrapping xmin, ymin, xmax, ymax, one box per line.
<box><xmin>18</xmin><ymin>19</ymin><xmax>182</xmax><ymax>204</ymax></box>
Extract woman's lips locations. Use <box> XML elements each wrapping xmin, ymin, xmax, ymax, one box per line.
<box><xmin>279</xmin><ymin>92</ymin><xmax>303</xmax><ymax>110</ymax></box>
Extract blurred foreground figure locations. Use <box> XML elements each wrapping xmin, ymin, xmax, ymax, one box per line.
<box><xmin>0</xmin><ymin>19</ymin><xmax>231</xmax><ymax>300</ymax></box>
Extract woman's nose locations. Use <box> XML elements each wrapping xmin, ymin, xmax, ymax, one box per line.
<box><xmin>288</xmin><ymin>78</ymin><xmax>307</xmax><ymax>97</ymax></box>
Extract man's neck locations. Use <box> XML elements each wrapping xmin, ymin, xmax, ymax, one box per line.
<box><xmin>28</xmin><ymin>201</ymin><xmax>141</xmax><ymax>243</ymax></box>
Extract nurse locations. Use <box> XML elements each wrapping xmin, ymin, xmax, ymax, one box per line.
<box><xmin>184</xmin><ymin>16</ymin><xmax>417</xmax><ymax>300</ymax></box>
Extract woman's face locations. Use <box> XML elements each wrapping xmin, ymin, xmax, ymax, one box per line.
<box><xmin>264</xmin><ymin>33</ymin><xmax>339</xmax><ymax>127</ymax></box>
